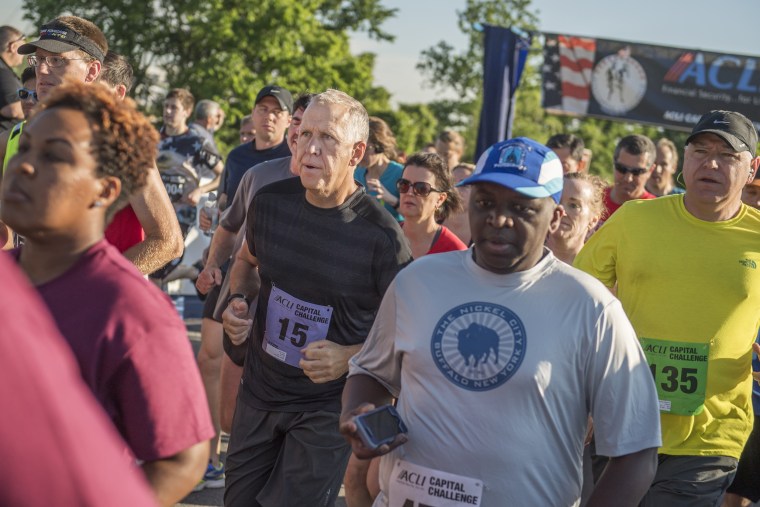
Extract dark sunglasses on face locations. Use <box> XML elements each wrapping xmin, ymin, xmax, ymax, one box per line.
<box><xmin>613</xmin><ymin>162</ymin><xmax>649</xmax><ymax>176</ymax></box>
<box><xmin>17</xmin><ymin>88</ymin><xmax>37</xmax><ymax>101</ymax></box>
<box><xmin>396</xmin><ymin>178</ymin><xmax>443</xmax><ymax>197</ymax></box>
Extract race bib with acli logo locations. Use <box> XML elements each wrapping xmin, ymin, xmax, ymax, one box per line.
<box><xmin>640</xmin><ymin>337</ymin><xmax>709</xmax><ymax>416</ymax></box>
<box><xmin>389</xmin><ymin>459</ymin><xmax>483</xmax><ymax>507</ymax></box>
<box><xmin>263</xmin><ymin>285</ymin><xmax>333</xmax><ymax>368</ymax></box>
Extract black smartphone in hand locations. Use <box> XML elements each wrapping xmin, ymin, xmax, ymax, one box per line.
<box><xmin>354</xmin><ymin>404</ymin><xmax>408</xmax><ymax>450</ymax></box>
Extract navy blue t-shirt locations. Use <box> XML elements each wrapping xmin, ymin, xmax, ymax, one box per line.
<box><xmin>221</xmin><ymin>140</ymin><xmax>290</xmax><ymax>201</ymax></box>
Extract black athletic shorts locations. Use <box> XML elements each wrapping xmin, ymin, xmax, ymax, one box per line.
<box><xmin>224</xmin><ymin>401</ymin><xmax>351</xmax><ymax>507</ymax></box>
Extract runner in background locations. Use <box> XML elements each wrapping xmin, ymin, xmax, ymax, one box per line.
<box><xmin>151</xmin><ymin>87</ymin><xmax>222</xmax><ymax>284</ymax></box>
<box><xmin>442</xmin><ymin>162</ymin><xmax>475</xmax><ymax>245</ymax></box>
<box><xmin>545</xmin><ymin>172</ymin><xmax>606</xmax><ymax>265</ymax></box>
<box><xmin>354</xmin><ymin>116</ymin><xmax>404</xmax><ymax>220</ymax></box>
<box><xmin>1</xmin><ymin>17</ymin><xmax>183</xmax><ymax>273</ymax></box>
<box><xmin>576</xmin><ymin>111</ymin><xmax>760</xmax><ymax>506</ymax></box>
<box><xmin>397</xmin><ymin>152</ymin><xmax>465</xmax><ymax>257</ymax></box>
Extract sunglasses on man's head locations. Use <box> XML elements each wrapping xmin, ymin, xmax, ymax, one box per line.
<box><xmin>396</xmin><ymin>178</ymin><xmax>443</xmax><ymax>197</ymax></box>
<box><xmin>613</xmin><ymin>162</ymin><xmax>648</xmax><ymax>176</ymax></box>
<box><xmin>17</xmin><ymin>88</ymin><xmax>37</xmax><ymax>101</ymax></box>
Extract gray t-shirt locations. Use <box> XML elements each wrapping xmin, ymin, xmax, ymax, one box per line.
<box><xmin>350</xmin><ymin>249</ymin><xmax>661</xmax><ymax>506</ymax></box>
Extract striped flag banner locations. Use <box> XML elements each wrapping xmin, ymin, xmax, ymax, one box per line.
<box><xmin>558</xmin><ymin>36</ymin><xmax>596</xmax><ymax>114</ymax></box>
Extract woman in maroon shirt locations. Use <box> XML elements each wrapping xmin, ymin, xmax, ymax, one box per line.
<box><xmin>0</xmin><ymin>81</ymin><xmax>212</xmax><ymax>506</ymax></box>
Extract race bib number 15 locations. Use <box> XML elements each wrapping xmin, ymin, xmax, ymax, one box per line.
<box><xmin>263</xmin><ymin>286</ymin><xmax>333</xmax><ymax>368</ymax></box>
<box><xmin>640</xmin><ymin>337</ymin><xmax>709</xmax><ymax>416</ymax></box>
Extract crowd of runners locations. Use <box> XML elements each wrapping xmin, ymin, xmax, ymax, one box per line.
<box><xmin>0</xmin><ymin>13</ymin><xmax>759</xmax><ymax>507</ymax></box>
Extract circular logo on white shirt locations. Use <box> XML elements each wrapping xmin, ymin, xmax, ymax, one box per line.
<box><xmin>431</xmin><ymin>302</ymin><xmax>526</xmax><ymax>391</ymax></box>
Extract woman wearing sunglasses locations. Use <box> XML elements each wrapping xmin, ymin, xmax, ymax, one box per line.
<box><xmin>397</xmin><ymin>151</ymin><xmax>466</xmax><ymax>258</ymax></box>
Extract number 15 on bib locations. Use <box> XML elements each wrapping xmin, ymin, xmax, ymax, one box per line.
<box><xmin>263</xmin><ymin>285</ymin><xmax>333</xmax><ymax>369</ymax></box>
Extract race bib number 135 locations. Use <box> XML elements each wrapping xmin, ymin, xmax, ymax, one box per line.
<box><xmin>640</xmin><ymin>337</ymin><xmax>709</xmax><ymax>416</ymax></box>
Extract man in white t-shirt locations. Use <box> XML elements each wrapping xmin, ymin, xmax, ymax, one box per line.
<box><xmin>340</xmin><ymin>136</ymin><xmax>662</xmax><ymax>507</ymax></box>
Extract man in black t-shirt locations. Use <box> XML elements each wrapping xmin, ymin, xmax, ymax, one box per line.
<box><xmin>222</xmin><ymin>90</ymin><xmax>411</xmax><ymax>507</ymax></box>
<box><xmin>192</xmin><ymin>94</ymin><xmax>313</xmax><ymax>491</ymax></box>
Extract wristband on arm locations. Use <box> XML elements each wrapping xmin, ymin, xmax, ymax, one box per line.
<box><xmin>226</xmin><ymin>293</ymin><xmax>250</xmax><ymax>307</ymax></box>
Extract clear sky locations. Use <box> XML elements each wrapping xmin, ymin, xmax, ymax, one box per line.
<box><xmin>4</xmin><ymin>0</ymin><xmax>757</xmax><ymax>105</ymax></box>
<box><xmin>351</xmin><ymin>0</ymin><xmax>758</xmax><ymax>104</ymax></box>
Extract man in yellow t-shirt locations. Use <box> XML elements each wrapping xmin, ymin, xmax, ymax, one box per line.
<box><xmin>575</xmin><ymin>110</ymin><xmax>760</xmax><ymax>506</ymax></box>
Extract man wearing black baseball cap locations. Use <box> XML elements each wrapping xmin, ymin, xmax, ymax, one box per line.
<box><xmin>577</xmin><ymin>111</ymin><xmax>760</xmax><ymax>505</ymax></box>
<box><xmin>17</xmin><ymin>16</ymin><xmax>108</xmax><ymax>101</ymax></box>
<box><xmin>218</xmin><ymin>84</ymin><xmax>292</xmax><ymax>208</ymax></box>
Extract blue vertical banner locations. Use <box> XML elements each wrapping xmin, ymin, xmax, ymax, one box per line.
<box><xmin>476</xmin><ymin>25</ymin><xmax>532</xmax><ymax>160</ymax></box>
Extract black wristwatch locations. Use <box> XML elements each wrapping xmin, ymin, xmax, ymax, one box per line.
<box><xmin>226</xmin><ymin>293</ymin><xmax>250</xmax><ymax>307</ymax></box>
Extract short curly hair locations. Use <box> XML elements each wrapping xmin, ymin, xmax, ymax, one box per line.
<box><xmin>31</xmin><ymin>80</ymin><xmax>159</xmax><ymax>218</ymax></box>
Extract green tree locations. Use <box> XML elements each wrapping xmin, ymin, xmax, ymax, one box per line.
<box><xmin>23</xmin><ymin>0</ymin><xmax>398</xmax><ymax>151</ymax></box>
<box><xmin>416</xmin><ymin>0</ymin><xmax>537</xmax><ymax>162</ymax></box>
<box><xmin>418</xmin><ymin>0</ymin><xmax>537</xmax><ymax>100</ymax></box>
<box><xmin>375</xmin><ymin>103</ymin><xmax>440</xmax><ymax>157</ymax></box>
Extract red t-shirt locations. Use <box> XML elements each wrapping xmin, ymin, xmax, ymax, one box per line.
<box><xmin>0</xmin><ymin>252</ymin><xmax>158</xmax><ymax>507</ymax></box>
<box><xmin>18</xmin><ymin>241</ymin><xmax>213</xmax><ymax>461</ymax></box>
<box><xmin>105</xmin><ymin>205</ymin><xmax>145</xmax><ymax>253</ymax></box>
<box><xmin>428</xmin><ymin>226</ymin><xmax>468</xmax><ymax>255</ymax></box>
<box><xmin>602</xmin><ymin>186</ymin><xmax>657</xmax><ymax>218</ymax></box>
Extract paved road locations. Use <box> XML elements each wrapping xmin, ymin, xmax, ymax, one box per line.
<box><xmin>175</xmin><ymin>296</ymin><xmax>348</xmax><ymax>507</ymax></box>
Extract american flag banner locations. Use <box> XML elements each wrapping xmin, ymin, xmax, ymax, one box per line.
<box><xmin>540</xmin><ymin>32</ymin><xmax>760</xmax><ymax>131</ymax></box>
<box><xmin>542</xmin><ymin>34</ymin><xmax>596</xmax><ymax>114</ymax></box>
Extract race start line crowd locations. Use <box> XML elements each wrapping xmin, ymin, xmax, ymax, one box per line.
<box><xmin>0</xmin><ymin>14</ymin><xmax>759</xmax><ymax>507</ymax></box>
